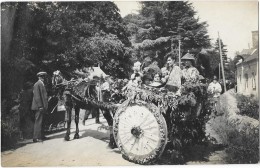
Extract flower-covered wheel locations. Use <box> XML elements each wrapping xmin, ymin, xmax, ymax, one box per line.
<box><xmin>113</xmin><ymin>99</ymin><xmax>167</xmax><ymax>164</ymax></box>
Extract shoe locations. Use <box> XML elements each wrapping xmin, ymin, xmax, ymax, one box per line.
<box><xmin>42</xmin><ymin>136</ymin><xmax>49</xmax><ymax>140</ymax></box>
<box><xmin>33</xmin><ymin>139</ymin><xmax>42</xmax><ymax>143</ymax></box>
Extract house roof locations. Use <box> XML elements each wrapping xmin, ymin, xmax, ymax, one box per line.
<box><xmin>237</xmin><ymin>49</ymin><xmax>258</xmax><ymax>66</ymax></box>
<box><xmin>243</xmin><ymin>49</ymin><xmax>258</xmax><ymax>62</ymax></box>
<box><xmin>240</xmin><ymin>48</ymin><xmax>256</xmax><ymax>55</ymax></box>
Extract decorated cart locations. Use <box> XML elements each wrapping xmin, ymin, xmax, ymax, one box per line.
<box><xmin>111</xmin><ymin>82</ymin><xmax>209</xmax><ymax>164</ymax></box>
<box><xmin>51</xmin><ymin>70</ymin><xmax>210</xmax><ymax>164</ymax></box>
<box><xmin>78</xmin><ymin>80</ymin><xmax>209</xmax><ymax>164</ymax></box>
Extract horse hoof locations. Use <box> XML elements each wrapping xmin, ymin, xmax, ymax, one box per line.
<box><xmin>74</xmin><ymin>134</ymin><xmax>79</xmax><ymax>139</ymax></box>
<box><xmin>64</xmin><ymin>135</ymin><xmax>70</xmax><ymax>141</ymax></box>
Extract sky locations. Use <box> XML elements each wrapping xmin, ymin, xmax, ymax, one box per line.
<box><xmin>114</xmin><ymin>0</ymin><xmax>259</xmax><ymax>58</ymax></box>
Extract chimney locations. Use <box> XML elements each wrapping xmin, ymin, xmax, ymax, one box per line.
<box><xmin>252</xmin><ymin>31</ymin><xmax>258</xmax><ymax>49</ymax></box>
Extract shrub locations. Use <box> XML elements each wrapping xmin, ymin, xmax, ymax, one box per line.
<box><xmin>209</xmin><ymin>91</ymin><xmax>259</xmax><ymax>164</ymax></box>
<box><xmin>1</xmin><ymin>99</ymin><xmax>21</xmax><ymax>150</ymax></box>
<box><xmin>225</xmin><ymin>128</ymin><xmax>259</xmax><ymax>163</ymax></box>
<box><xmin>236</xmin><ymin>94</ymin><xmax>258</xmax><ymax>120</ymax></box>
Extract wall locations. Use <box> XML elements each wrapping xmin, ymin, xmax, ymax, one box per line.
<box><xmin>236</xmin><ymin>59</ymin><xmax>258</xmax><ymax>98</ymax></box>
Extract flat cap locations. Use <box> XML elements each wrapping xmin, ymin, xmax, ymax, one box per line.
<box><xmin>37</xmin><ymin>72</ymin><xmax>47</xmax><ymax>77</ymax></box>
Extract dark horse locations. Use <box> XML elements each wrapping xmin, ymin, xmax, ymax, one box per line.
<box><xmin>52</xmin><ymin>71</ymin><xmax>116</xmax><ymax>148</ymax></box>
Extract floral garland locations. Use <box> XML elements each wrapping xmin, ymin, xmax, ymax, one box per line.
<box><xmin>123</xmin><ymin>85</ymin><xmax>180</xmax><ymax>112</ymax></box>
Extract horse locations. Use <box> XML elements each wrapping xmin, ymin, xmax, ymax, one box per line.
<box><xmin>51</xmin><ymin>71</ymin><xmax>117</xmax><ymax>148</ymax></box>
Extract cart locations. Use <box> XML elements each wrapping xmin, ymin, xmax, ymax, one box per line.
<box><xmin>44</xmin><ymin>96</ymin><xmax>66</xmax><ymax>133</ymax></box>
<box><xmin>111</xmin><ymin>83</ymin><xmax>208</xmax><ymax>164</ymax></box>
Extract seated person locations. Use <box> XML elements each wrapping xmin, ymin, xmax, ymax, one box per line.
<box><xmin>122</xmin><ymin>72</ymin><xmax>142</xmax><ymax>91</ymax></box>
<box><xmin>131</xmin><ymin>61</ymin><xmax>143</xmax><ymax>79</ymax></box>
<box><xmin>149</xmin><ymin>73</ymin><xmax>163</xmax><ymax>88</ymax></box>
<box><xmin>132</xmin><ymin>73</ymin><xmax>142</xmax><ymax>87</ymax></box>
<box><xmin>161</xmin><ymin>67</ymin><xmax>169</xmax><ymax>84</ymax></box>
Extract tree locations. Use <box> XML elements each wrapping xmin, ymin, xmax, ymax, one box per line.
<box><xmin>124</xmin><ymin>1</ymin><xmax>211</xmax><ymax>67</ymax></box>
<box><xmin>214</xmin><ymin>38</ymin><xmax>228</xmax><ymax>62</ymax></box>
<box><xmin>27</xmin><ymin>2</ymin><xmax>132</xmax><ymax>78</ymax></box>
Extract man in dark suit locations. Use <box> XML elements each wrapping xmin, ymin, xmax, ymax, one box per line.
<box><xmin>31</xmin><ymin>72</ymin><xmax>48</xmax><ymax>142</ymax></box>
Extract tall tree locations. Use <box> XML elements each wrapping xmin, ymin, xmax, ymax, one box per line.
<box><xmin>214</xmin><ymin>38</ymin><xmax>228</xmax><ymax>62</ymax></box>
<box><xmin>124</xmin><ymin>1</ymin><xmax>211</xmax><ymax>67</ymax></box>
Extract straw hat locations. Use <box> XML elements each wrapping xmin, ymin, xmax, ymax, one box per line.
<box><xmin>181</xmin><ymin>53</ymin><xmax>195</xmax><ymax>60</ymax></box>
<box><xmin>37</xmin><ymin>72</ymin><xmax>47</xmax><ymax>77</ymax></box>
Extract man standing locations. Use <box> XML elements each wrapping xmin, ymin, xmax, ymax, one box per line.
<box><xmin>31</xmin><ymin>72</ymin><xmax>48</xmax><ymax>142</ymax></box>
<box><xmin>207</xmin><ymin>76</ymin><xmax>222</xmax><ymax>98</ymax></box>
<box><xmin>207</xmin><ymin>76</ymin><xmax>222</xmax><ymax>110</ymax></box>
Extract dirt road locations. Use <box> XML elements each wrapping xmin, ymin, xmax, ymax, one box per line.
<box><xmin>2</xmin><ymin>106</ymin><xmax>228</xmax><ymax>166</ymax></box>
<box><xmin>1</xmin><ymin>116</ymin><xmax>136</xmax><ymax>167</ymax></box>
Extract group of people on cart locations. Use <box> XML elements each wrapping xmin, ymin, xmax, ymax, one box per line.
<box><xmin>52</xmin><ymin>51</ymin><xmax>222</xmax><ymax>106</ymax></box>
<box><xmin>123</xmin><ymin>52</ymin><xmax>201</xmax><ymax>95</ymax></box>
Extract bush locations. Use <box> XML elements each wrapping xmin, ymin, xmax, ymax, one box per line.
<box><xmin>209</xmin><ymin>91</ymin><xmax>259</xmax><ymax>163</ymax></box>
<box><xmin>236</xmin><ymin>94</ymin><xmax>258</xmax><ymax>120</ymax></box>
<box><xmin>225</xmin><ymin>128</ymin><xmax>259</xmax><ymax>163</ymax></box>
<box><xmin>1</xmin><ymin>99</ymin><xmax>21</xmax><ymax>150</ymax></box>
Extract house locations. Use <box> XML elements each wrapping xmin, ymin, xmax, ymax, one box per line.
<box><xmin>236</xmin><ymin>31</ymin><xmax>259</xmax><ymax>98</ymax></box>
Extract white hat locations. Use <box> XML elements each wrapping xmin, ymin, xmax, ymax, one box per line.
<box><xmin>37</xmin><ymin>72</ymin><xmax>47</xmax><ymax>77</ymax></box>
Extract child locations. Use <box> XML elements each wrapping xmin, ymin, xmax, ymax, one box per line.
<box><xmin>161</xmin><ymin>67</ymin><xmax>169</xmax><ymax>84</ymax></box>
<box><xmin>149</xmin><ymin>73</ymin><xmax>162</xmax><ymax>87</ymax></box>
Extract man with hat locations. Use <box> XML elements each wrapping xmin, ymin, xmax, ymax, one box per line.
<box><xmin>181</xmin><ymin>52</ymin><xmax>200</xmax><ymax>83</ymax></box>
<box><xmin>31</xmin><ymin>72</ymin><xmax>48</xmax><ymax>142</ymax></box>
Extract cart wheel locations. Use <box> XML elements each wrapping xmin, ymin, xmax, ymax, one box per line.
<box><xmin>113</xmin><ymin>99</ymin><xmax>168</xmax><ymax>164</ymax></box>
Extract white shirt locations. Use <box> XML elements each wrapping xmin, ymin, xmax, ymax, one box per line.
<box><xmin>207</xmin><ymin>82</ymin><xmax>222</xmax><ymax>98</ymax></box>
<box><xmin>101</xmin><ymin>82</ymin><xmax>110</xmax><ymax>91</ymax></box>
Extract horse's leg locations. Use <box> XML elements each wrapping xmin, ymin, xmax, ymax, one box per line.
<box><xmin>82</xmin><ymin>109</ymin><xmax>91</xmax><ymax>126</ymax></box>
<box><xmin>96</xmin><ymin>108</ymin><xmax>100</xmax><ymax>124</ymax></box>
<box><xmin>64</xmin><ymin>105</ymin><xmax>72</xmax><ymax>141</ymax></box>
<box><xmin>74</xmin><ymin>105</ymin><xmax>80</xmax><ymax>139</ymax></box>
<box><xmin>102</xmin><ymin>109</ymin><xmax>117</xmax><ymax>149</ymax></box>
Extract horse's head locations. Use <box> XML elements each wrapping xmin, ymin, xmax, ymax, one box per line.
<box><xmin>51</xmin><ymin>70</ymin><xmax>67</xmax><ymax>97</ymax></box>
<box><xmin>52</xmin><ymin>70</ymin><xmax>65</xmax><ymax>86</ymax></box>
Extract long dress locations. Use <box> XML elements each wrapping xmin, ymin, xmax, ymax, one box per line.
<box><xmin>165</xmin><ymin>65</ymin><xmax>182</xmax><ymax>92</ymax></box>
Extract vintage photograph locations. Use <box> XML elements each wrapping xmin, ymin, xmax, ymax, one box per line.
<box><xmin>1</xmin><ymin>0</ymin><xmax>259</xmax><ymax>166</ymax></box>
